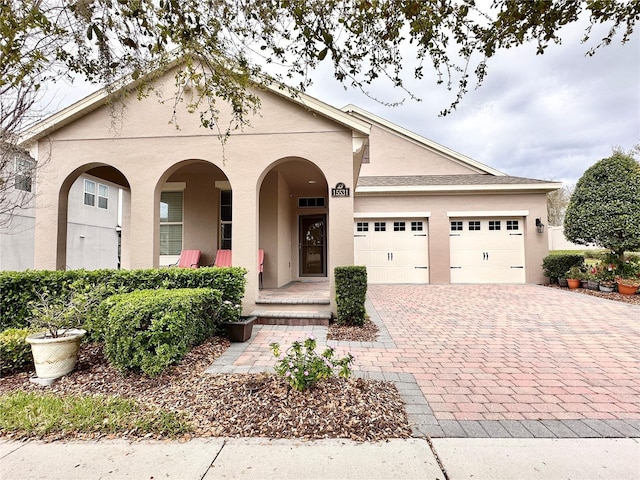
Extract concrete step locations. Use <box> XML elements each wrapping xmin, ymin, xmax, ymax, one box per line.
<box><xmin>250</xmin><ymin>310</ymin><xmax>332</xmax><ymax>326</ymax></box>
<box><xmin>255</xmin><ymin>298</ymin><xmax>331</xmax><ymax>305</ymax></box>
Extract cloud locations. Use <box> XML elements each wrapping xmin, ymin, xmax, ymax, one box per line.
<box><xmin>307</xmin><ymin>15</ymin><xmax>640</xmax><ymax>185</ymax></box>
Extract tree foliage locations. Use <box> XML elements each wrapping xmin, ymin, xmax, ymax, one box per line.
<box><xmin>1</xmin><ymin>1</ymin><xmax>639</xmax><ymax>219</ymax></box>
<box><xmin>2</xmin><ymin>0</ymin><xmax>639</xmax><ymax>129</ymax></box>
<box><xmin>547</xmin><ymin>183</ymin><xmax>574</xmax><ymax>226</ymax></box>
<box><xmin>564</xmin><ymin>152</ymin><xmax>640</xmax><ymax>259</ymax></box>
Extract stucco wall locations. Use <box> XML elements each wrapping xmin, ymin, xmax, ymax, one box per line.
<box><xmin>359</xmin><ymin>124</ymin><xmax>485</xmax><ymax>177</ymax></box>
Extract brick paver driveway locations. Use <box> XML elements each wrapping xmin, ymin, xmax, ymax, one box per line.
<box><xmin>363</xmin><ymin>284</ymin><xmax>640</xmax><ymax>436</ymax></box>
<box><xmin>209</xmin><ymin>284</ymin><xmax>640</xmax><ymax>438</ymax></box>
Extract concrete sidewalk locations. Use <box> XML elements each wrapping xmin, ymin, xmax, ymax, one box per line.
<box><xmin>2</xmin><ymin>437</ymin><xmax>638</xmax><ymax>480</ymax></box>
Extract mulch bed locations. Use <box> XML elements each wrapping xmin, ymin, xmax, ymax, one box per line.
<box><xmin>0</xmin><ymin>337</ymin><xmax>410</xmax><ymax>442</ymax></box>
<box><xmin>547</xmin><ymin>284</ymin><xmax>640</xmax><ymax>305</ymax></box>
<box><xmin>327</xmin><ymin>317</ymin><xmax>379</xmax><ymax>342</ymax></box>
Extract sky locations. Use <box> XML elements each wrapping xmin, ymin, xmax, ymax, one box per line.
<box><xmin>303</xmin><ymin>18</ymin><xmax>639</xmax><ymax>186</ymax></box>
<box><xmin>44</xmin><ymin>13</ymin><xmax>639</xmax><ymax>187</ymax></box>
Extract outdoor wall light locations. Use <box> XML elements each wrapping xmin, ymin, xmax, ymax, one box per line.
<box><xmin>535</xmin><ymin>218</ymin><xmax>545</xmax><ymax>234</ymax></box>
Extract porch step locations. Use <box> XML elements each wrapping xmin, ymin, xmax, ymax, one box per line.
<box><xmin>255</xmin><ymin>298</ymin><xmax>330</xmax><ymax>305</ymax></box>
<box><xmin>250</xmin><ymin>310</ymin><xmax>332</xmax><ymax>327</ymax></box>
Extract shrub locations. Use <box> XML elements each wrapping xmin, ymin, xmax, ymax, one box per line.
<box><xmin>334</xmin><ymin>266</ymin><xmax>367</xmax><ymax>326</ymax></box>
<box><xmin>270</xmin><ymin>336</ymin><xmax>355</xmax><ymax>391</ymax></box>
<box><xmin>0</xmin><ymin>267</ymin><xmax>246</xmax><ymax>331</ymax></box>
<box><xmin>104</xmin><ymin>288</ymin><xmax>222</xmax><ymax>376</ymax></box>
<box><xmin>0</xmin><ymin>328</ymin><xmax>34</xmax><ymax>375</ymax></box>
<box><xmin>542</xmin><ymin>254</ymin><xmax>584</xmax><ymax>281</ymax></box>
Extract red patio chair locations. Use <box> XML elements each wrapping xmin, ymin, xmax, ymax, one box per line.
<box><xmin>172</xmin><ymin>249</ymin><xmax>201</xmax><ymax>268</ymax></box>
<box><xmin>214</xmin><ymin>249</ymin><xmax>232</xmax><ymax>267</ymax></box>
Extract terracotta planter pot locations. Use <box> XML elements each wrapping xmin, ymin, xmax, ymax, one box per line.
<box><xmin>222</xmin><ymin>316</ymin><xmax>257</xmax><ymax>342</ymax></box>
<box><xmin>617</xmin><ymin>282</ymin><xmax>639</xmax><ymax>296</ymax></box>
<box><xmin>566</xmin><ymin>278</ymin><xmax>581</xmax><ymax>289</ymax></box>
<box><xmin>26</xmin><ymin>329</ymin><xmax>86</xmax><ymax>379</ymax></box>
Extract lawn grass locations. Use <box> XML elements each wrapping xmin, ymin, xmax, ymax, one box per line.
<box><xmin>0</xmin><ymin>391</ymin><xmax>191</xmax><ymax>438</ymax></box>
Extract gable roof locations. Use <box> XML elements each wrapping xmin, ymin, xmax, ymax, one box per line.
<box><xmin>357</xmin><ymin>174</ymin><xmax>561</xmax><ymax>194</ymax></box>
<box><xmin>342</xmin><ymin>104</ymin><xmax>505</xmax><ymax>177</ymax></box>
<box><xmin>18</xmin><ymin>63</ymin><xmax>370</xmax><ymax>146</ymax></box>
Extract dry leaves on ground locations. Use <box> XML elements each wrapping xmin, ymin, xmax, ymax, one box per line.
<box><xmin>327</xmin><ymin>317</ymin><xmax>379</xmax><ymax>342</ymax></box>
<box><xmin>0</xmin><ymin>338</ymin><xmax>411</xmax><ymax>442</ymax></box>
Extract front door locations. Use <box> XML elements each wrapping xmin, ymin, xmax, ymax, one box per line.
<box><xmin>299</xmin><ymin>215</ymin><xmax>326</xmax><ymax>276</ymax></box>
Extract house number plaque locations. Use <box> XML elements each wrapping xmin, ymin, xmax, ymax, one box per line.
<box><xmin>331</xmin><ymin>182</ymin><xmax>350</xmax><ymax>197</ymax></box>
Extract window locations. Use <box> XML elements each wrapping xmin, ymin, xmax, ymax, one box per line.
<box><xmin>489</xmin><ymin>220</ymin><xmax>501</xmax><ymax>231</ymax></box>
<box><xmin>394</xmin><ymin>221</ymin><xmax>406</xmax><ymax>232</ymax></box>
<box><xmin>356</xmin><ymin>222</ymin><xmax>369</xmax><ymax>232</ymax></box>
<box><xmin>15</xmin><ymin>157</ymin><xmax>35</xmax><ymax>192</ymax></box>
<box><xmin>98</xmin><ymin>184</ymin><xmax>109</xmax><ymax>209</ymax></box>
<box><xmin>507</xmin><ymin>220</ymin><xmax>519</xmax><ymax>230</ymax></box>
<box><xmin>84</xmin><ymin>179</ymin><xmax>96</xmax><ymax>206</ymax></box>
<box><xmin>450</xmin><ymin>221</ymin><xmax>463</xmax><ymax>231</ymax></box>
<box><xmin>374</xmin><ymin>222</ymin><xmax>386</xmax><ymax>232</ymax></box>
<box><xmin>160</xmin><ymin>191</ymin><xmax>183</xmax><ymax>255</ymax></box>
<box><xmin>298</xmin><ymin>197</ymin><xmax>325</xmax><ymax>208</ymax></box>
<box><xmin>411</xmin><ymin>221</ymin><xmax>423</xmax><ymax>231</ymax></box>
<box><xmin>468</xmin><ymin>221</ymin><xmax>481</xmax><ymax>231</ymax></box>
<box><xmin>220</xmin><ymin>190</ymin><xmax>232</xmax><ymax>249</ymax></box>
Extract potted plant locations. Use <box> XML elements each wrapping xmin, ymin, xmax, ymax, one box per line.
<box><xmin>566</xmin><ymin>267</ymin><xmax>583</xmax><ymax>290</ymax></box>
<box><xmin>586</xmin><ymin>268</ymin><xmax>600</xmax><ymax>291</ymax></box>
<box><xmin>597</xmin><ymin>268</ymin><xmax>616</xmax><ymax>293</ymax></box>
<box><xmin>218</xmin><ymin>300</ymin><xmax>256</xmax><ymax>342</ymax></box>
<box><xmin>616</xmin><ymin>276</ymin><xmax>640</xmax><ymax>296</ymax></box>
<box><xmin>221</xmin><ymin>315</ymin><xmax>257</xmax><ymax>342</ymax></box>
<box><xmin>25</xmin><ymin>290</ymin><xmax>89</xmax><ymax>382</ymax></box>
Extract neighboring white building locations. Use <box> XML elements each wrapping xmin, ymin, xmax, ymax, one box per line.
<box><xmin>0</xmin><ymin>170</ymin><xmax>121</xmax><ymax>271</ymax></box>
<box><xmin>547</xmin><ymin>226</ymin><xmax>601</xmax><ymax>251</ymax></box>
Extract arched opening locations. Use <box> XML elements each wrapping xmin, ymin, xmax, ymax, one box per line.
<box><xmin>60</xmin><ymin>164</ymin><xmax>131</xmax><ymax>270</ymax></box>
<box><xmin>155</xmin><ymin>160</ymin><xmax>231</xmax><ymax>267</ymax></box>
<box><xmin>258</xmin><ymin>157</ymin><xmax>328</xmax><ymax>288</ymax></box>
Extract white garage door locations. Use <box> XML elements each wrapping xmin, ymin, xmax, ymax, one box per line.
<box><xmin>354</xmin><ymin>219</ymin><xmax>429</xmax><ymax>284</ymax></box>
<box><xmin>449</xmin><ymin>218</ymin><xmax>525</xmax><ymax>283</ymax></box>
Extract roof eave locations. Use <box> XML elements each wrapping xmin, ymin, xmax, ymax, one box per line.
<box><xmin>356</xmin><ymin>182</ymin><xmax>563</xmax><ymax>194</ymax></box>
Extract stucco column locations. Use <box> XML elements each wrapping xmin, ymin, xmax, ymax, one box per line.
<box><xmin>33</xmin><ymin>161</ymin><xmax>65</xmax><ymax>270</ymax></box>
<box><xmin>227</xmin><ymin>172</ymin><xmax>259</xmax><ymax>314</ymax></box>
<box><xmin>326</xmin><ymin>176</ymin><xmax>356</xmax><ymax>314</ymax></box>
<box><xmin>428</xmin><ymin>213</ymin><xmax>451</xmax><ymax>284</ymax></box>
<box><xmin>127</xmin><ymin>182</ymin><xmax>158</xmax><ymax>268</ymax></box>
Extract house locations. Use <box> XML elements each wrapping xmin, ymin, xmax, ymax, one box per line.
<box><xmin>0</xmin><ymin>169</ymin><xmax>121</xmax><ymax>271</ymax></box>
<box><xmin>14</xmin><ymin>65</ymin><xmax>560</xmax><ymax>315</ymax></box>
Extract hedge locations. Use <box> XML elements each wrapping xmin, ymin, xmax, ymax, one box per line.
<box><xmin>0</xmin><ymin>267</ymin><xmax>246</xmax><ymax>330</ymax></box>
<box><xmin>334</xmin><ymin>266</ymin><xmax>367</xmax><ymax>326</ymax></box>
<box><xmin>104</xmin><ymin>288</ymin><xmax>222</xmax><ymax>376</ymax></box>
<box><xmin>0</xmin><ymin>328</ymin><xmax>34</xmax><ymax>375</ymax></box>
<box><xmin>542</xmin><ymin>254</ymin><xmax>585</xmax><ymax>281</ymax></box>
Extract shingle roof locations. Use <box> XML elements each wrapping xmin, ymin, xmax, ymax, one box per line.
<box><xmin>357</xmin><ymin>174</ymin><xmax>553</xmax><ymax>187</ymax></box>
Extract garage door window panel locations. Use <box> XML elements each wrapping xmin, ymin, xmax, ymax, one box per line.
<box><xmin>468</xmin><ymin>221</ymin><xmax>481</xmax><ymax>231</ymax></box>
<box><xmin>394</xmin><ymin>222</ymin><xmax>406</xmax><ymax>232</ymax></box>
<box><xmin>374</xmin><ymin>222</ymin><xmax>386</xmax><ymax>232</ymax></box>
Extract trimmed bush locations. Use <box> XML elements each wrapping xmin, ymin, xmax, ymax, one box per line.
<box><xmin>542</xmin><ymin>255</ymin><xmax>584</xmax><ymax>281</ymax></box>
<box><xmin>104</xmin><ymin>288</ymin><xmax>222</xmax><ymax>377</ymax></box>
<box><xmin>0</xmin><ymin>328</ymin><xmax>34</xmax><ymax>375</ymax></box>
<box><xmin>0</xmin><ymin>267</ymin><xmax>246</xmax><ymax>331</ymax></box>
<box><xmin>334</xmin><ymin>266</ymin><xmax>367</xmax><ymax>326</ymax></box>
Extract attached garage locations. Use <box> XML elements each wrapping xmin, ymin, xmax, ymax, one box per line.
<box><xmin>449</xmin><ymin>216</ymin><xmax>525</xmax><ymax>283</ymax></box>
<box><xmin>354</xmin><ymin>217</ymin><xmax>429</xmax><ymax>284</ymax></box>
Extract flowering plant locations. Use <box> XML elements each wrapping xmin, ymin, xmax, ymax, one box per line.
<box><xmin>270</xmin><ymin>336</ymin><xmax>355</xmax><ymax>391</ymax></box>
